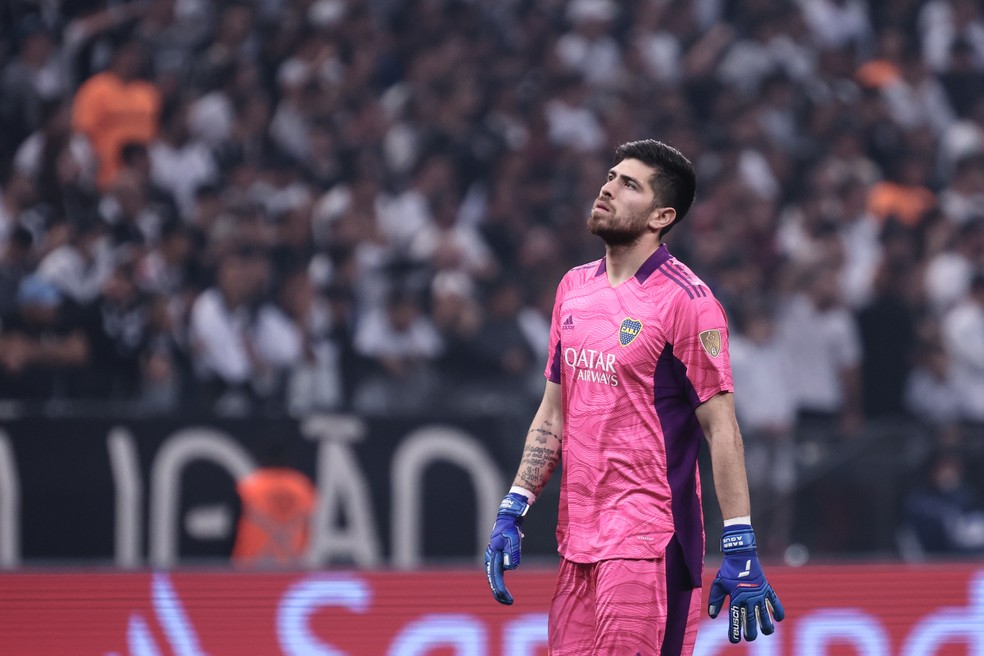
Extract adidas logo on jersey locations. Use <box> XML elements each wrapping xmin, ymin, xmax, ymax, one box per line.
<box><xmin>562</xmin><ymin>315</ymin><xmax>575</xmax><ymax>330</ymax></box>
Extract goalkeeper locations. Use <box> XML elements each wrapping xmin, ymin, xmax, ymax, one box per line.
<box><xmin>484</xmin><ymin>139</ymin><xmax>784</xmax><ymax>654</ymax></box>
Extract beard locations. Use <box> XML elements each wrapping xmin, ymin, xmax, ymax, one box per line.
<box><xmin>587</xmin><ymin>207</ymin><xmax>651</xmax><ymax>247</ymax></box>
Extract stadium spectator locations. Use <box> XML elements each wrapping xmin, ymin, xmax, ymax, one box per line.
<box><xmin>940</xmin><ymin>272</ymin><xmax>984</xmax><ymax>424</ymax></box>
<box><xmin>0</xmin><ymin>17</ymin><xmax>65</xmax><ymax>159</ymax></box>
<box><xmin>138</xmin><ymin>292</ymin><xmax>185</xmax><ymax>412</ymax></box>
<box><xmin>71</xmin><ymin>37</ymin><xmax>161</xmax><ymax>189</ymax></box>
<box><xmin>36</xmin><ymin>214</ymin><xmax>112</xmax><ymax>304</ymax></box>
<box><xmin>881</xmin><ymin>47</ymin><xmax>956</xmax><ymax>136</ymax></box>
<box><xmin>101</xmin><ymin>161</ymin><xmax>169</xmax><ymax>246</ymax></box>
<box><xmin>939</xmin><ymin>154</ymin><xmax>984</xmax><ymax>225</ymax></box>
<box><xmin>276</xmin><ymin>266</ymin><xmax>345</xmax><ymax>415</ymax></box>
<box><xmin>352</xmin><ymin>286</ymin><xmax>442</xmax><ymax>414</ymax></box>
<box><xmin>716</xmin><ymin>8</ymin><xmax>814</xmax><ymax>96</ymax></box>
<box><xmin>777</xmin><ymin>262</ymin><xmax>864</xmax><ymax>438</ymax></box>
<box><xmin>554</xmin><ymin>0</ymin><xmax>622</xmax><ymax>89</ymax></box>
<box><xmin>233</xmin><ymin>439</ymin><xmax>317</xmax><ymax>568</ymax></box>
<box><xmin>468</xmin><ymin>276</ymin><xmax>536</xmax><ymax>381</ymax></box>
<box><xmin>13</xmin><ymin>99</ymin><xmax>97</xmax><ymax>200</ymax></box>
<box><xmin>188</xmin><ymin>248</ymin><xmax>300</xmax><ymax>413</ymax></box>
<box><xmin>0</xmin><ymin>170</ymin><xmax>36</xmax><ymax>247</ymax></box>
<box><xmin>0</xmin><ymin>275</ymin><xmax>89</xmax><ymax>400</ymax></box>
<box><xmin>431</xmin><ymin>270</ymin><xmax>485</xmax><ymax>382</ymax></box>
<box><xmin>149</xmin><ymin>99</ymin><xmax>218</xmax><ymax>219</ymax></box>
<box><xmin>79</xmin><ymin>253</ymin><xmax>149</xmax><ymax>399</ymax></box>
<box><xmin>924</xmin><ymin>218</ymin><xmax>984</xmax><ymax>315</ymax></box>
<box><xmin>905</xmin><ymin>342</ymin><xmax>963</xmax><ymax>427</ymax></box>
<box><xmin>408</xmin><ymin>191</ymin><xmax>498</xmax><ymax>282</ymax></box>
<box><xmin>0</xmin><ymin>226</ymin><xmax>34</xmax><ymax>320</ymax></box>
<box><xmin>857</xmin><ymin>259</ymin><xmax>918</xmax><ymax>418</ymax></box>
<box><xmin>918</xmin><ymin>0</ymin><xmax>984</xmax><ymax>73</ymax></box>
<box><xmin>729</xmin><ymin>297</ymin><xmax>797</xmax><ymax>556</ymax></box>
<box><xmin>939</xmin><ymin>38</ymin><xmax>984</xmax><ymax>120</ymax></box>
<box><xmin>132</xmin><ymin>0</ymin><xmax>210</xmax><ymax>90</ymax></box>
<box><xmin>137</xmin><ymin>219</ymin><xmax>195</xmax><ymax>296</ymax></box>
<box><xmin>865</xmin><ymin>153</ymin><xmax>937</xmax><ymax>228</ymax></box>
<box><xmin>798</xmin><ymin>0</ymin><xmax>872</xmax><ymax>51</ymax></box>
<box><xmin>195</xmin><ymin>3</ymin><xmax>258</xmax><ymax>91</ymax></box>
<box><xmin>899</xmin><ymin>449</ymin><xmax>984</xmax><ymax>558</ymax></box>
<box><xmin>376</xmin><ymin>154</ymin><xmax>446</xmax><ymax>252</ymax></box>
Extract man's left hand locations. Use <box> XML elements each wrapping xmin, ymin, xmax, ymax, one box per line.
<box><xmin>707</xmin><ymin>524</ymin><xmax>785</xmax><ymax>642</ymax></box>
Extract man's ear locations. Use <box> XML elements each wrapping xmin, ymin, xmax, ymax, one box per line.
<box><xmin>649</xmin><ymin>207</ymin><xmax>676</xmax><ymax>233</ymax></box>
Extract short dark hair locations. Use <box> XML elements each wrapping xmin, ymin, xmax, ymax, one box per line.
<box><xmin>971</xmin><ymin>271</ymin><xmax>984</xmax><ymax>295</ymax></box>
<box><xmin>119</xmin><ymin>141</ymin><xmax>148</xmax><ymax>165</ymax></box>
<box><xmin>613</xmin><ymin>139</ymin><xmax>696</xmax><ymax>237</ymax></box>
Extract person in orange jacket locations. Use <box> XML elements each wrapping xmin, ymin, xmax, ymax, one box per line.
<box><xmin>72</xmin><ymin>37</ymin><xmax>161</xmax><ymax>190</ymax></box>
<box><xmin>232</xmin><ymin>440</ymin><xmax>317</xmax><ymax>568</ymax></box>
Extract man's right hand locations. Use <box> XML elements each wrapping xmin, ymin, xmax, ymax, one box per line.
<box><xmin>484</xmin><ymin>492</ymin><xmax>529</xmax><ymax>605</ymax></box>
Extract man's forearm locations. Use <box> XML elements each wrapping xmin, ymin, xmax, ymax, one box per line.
<box><xmin>30</xmin><ymin>332</ymin><xmax>89</xmax><ymax>367</ymax></box>
<box><xmin>708</xmin><ymin>427</ymin><xmax>752</xmax><ymax>521</ymax></box>
<box><xmin>697</xmin><ymin>393</ymin><xmax>752</xmax><ymax>521</ymax></box>
<box><xmin>840</xmin><ymin>365</ymin><xmax>863</xmax><ymax>415</ymax></box>
<box><xmin>513</xmin><ymin>417</ymin><xmax>562</xmax><ymax>498</ymax></box>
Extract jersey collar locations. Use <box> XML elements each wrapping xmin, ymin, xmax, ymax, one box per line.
<box><xmin>594</xmin><ymin>243</ymin><xmax>672</xmax><ymax>283</ymax></box>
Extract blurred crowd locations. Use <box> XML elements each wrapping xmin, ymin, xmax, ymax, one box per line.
<box><xmin>1</xmin><ymin>0</ymin><xmax>983</xmax><ymax>502</ymax></box>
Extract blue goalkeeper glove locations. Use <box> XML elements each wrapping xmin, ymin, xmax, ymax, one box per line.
<box><xmin>484</xmin><ymin>492</ymin><xmax>529</xmax><ymax>605</ymax></box>
<box><xmin>707</xmin><ymin>524</ymin><xmax>785</xmax><ymax>643</ymax></box>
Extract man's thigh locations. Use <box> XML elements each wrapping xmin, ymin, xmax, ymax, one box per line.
<box><xmin>592</xmin><ymin>558</ymin><xmax>666</xmax><ymax>654</ymax></box>
<box><xmin>548</xmin><ymin>557</ymin><xmax>667</xmax><ymax>655</ymax></box>
<box><xmin>548</xmin><ymin>550</ymin><xmax>701</xmax><ymax>655</ymax></box>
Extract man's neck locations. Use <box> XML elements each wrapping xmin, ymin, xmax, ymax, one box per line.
<box><xmin>604</xmin><ymin>239</ymin><xmax>661</xmax><ymax>287</ymax></box>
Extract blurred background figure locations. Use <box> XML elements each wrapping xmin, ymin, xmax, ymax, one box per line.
<box><xmin>232</xmin><ymin>439</ymin><xmax>317</xmax><ymax>569</ymax></box>
<box><xmin>0</xmin><ymin>225</ymin><xmax>34</xmax><ymax>320</ymax></box>
<box><xmin>777</xmin><ymin>262</ymin><xmax>864</xmax><ymax>439</ymax></box>
<box><xmin>78</xmin><ymin>250</ymin><xmax>149</xmax><ymax>400</ymax></box>
<box><xmin>0</xmin><ymin>274</ymin><xmax>89</xmax><ymax>401</ymax></box>
<box><xmin>71</xmin><ymin>36</ymin><xmax>161</xmax><ymax>190</ymax></box>
<box><xmin>898</xmin><ymin>448</ymin><xmax>984</xmax><ymax>559</ymax></box>
<box><xmin>352</xmin><ymin>285</ymin><xmax>442</xmax><ymax>415</ymax></box>
<box><xmin>940</xmin><ymin>271</ymin><xmax>984</xmax><ymax>426</ymax></box>
<box><xmin>277</xmin><ymin>264</ymin><xmax>345</xmax><ymax>416</ymax></box>
<box><xmin>0</xmin><ymin>17</ymin><xmax>65</xmax><ymax>161</ymax></box>
<box><xmin>729</xmin><ymin>297</ymin><xmax>797</xmax><ymax>557</ymax></box>
<box><xmin>35</xmin><ymin>214</ymin><xmax>111</xmax><ymax>304</ymax></box>
<box><xmin>189</xmin><ymin>247</ymin><xmax>300</xmax><ymax>415</ymax></box>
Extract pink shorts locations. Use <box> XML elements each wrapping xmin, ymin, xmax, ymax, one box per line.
<box><xmin>548</xmin><ymin>538</ymin><xmax>702</xmax><ymax>655</ymax></box>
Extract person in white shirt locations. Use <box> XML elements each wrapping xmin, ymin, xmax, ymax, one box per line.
<box><xmin>776</xmin><ymin>262</ymin><xmax>864</xmax><ymax>437</ymax></box>
<box><xmin>150</xmin><ymin>100</ymin><xmax>218</xmax><ymax>219</ymax></box>
<box><xmin>730</xmin><ymin>298</ymin><xmax>797</xmax><ymax>555</ymax></box>
<box><xmin>188</xmin><ymin>248</ymin><xmax>300</xmax><ymax>411</ymax></box>
<box><xmin>905</xmin><ymin>343</ymin><xmax>963</xmax><ymax>427</ymax></box>
<box><xmin>351</xmin><ymin>286</ymin><xmax>443</xmax><ymax>414</ymax></box>
<box><xmin>924</xmin><ymin>218</ymin><xmax>984</xmax><ymax>316</ymax></box>
<box><xmin>36</xmin><ymin>216</ymin><xmax>113</xmax><ymax>305</ymax></box>
<box><xmin>940</xmin><ymin>273</ymin><xmax>984</xmax><ymax>423</ymax></box>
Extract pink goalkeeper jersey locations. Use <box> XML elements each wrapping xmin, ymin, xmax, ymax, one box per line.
<box><xmin>544</xmin><ymin>244</ymin><xmax>733</xmax><ymax>586</ymax></box>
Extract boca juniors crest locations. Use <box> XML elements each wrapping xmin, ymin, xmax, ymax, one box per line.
<box><xmin>618</xmin><ymin>318</ymin><xmax>643</xmax><ymax>346</ymax></box>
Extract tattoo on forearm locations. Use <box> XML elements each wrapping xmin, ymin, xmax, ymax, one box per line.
<box><xmin>516</xmin><ymin>444</ymin><xmax>560</xmax><ymax>494</ymax></box>
<box><xmin>529</xmin><ymin>420</ymin><xmax>560</xmax><ymax>444</ymax></box>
